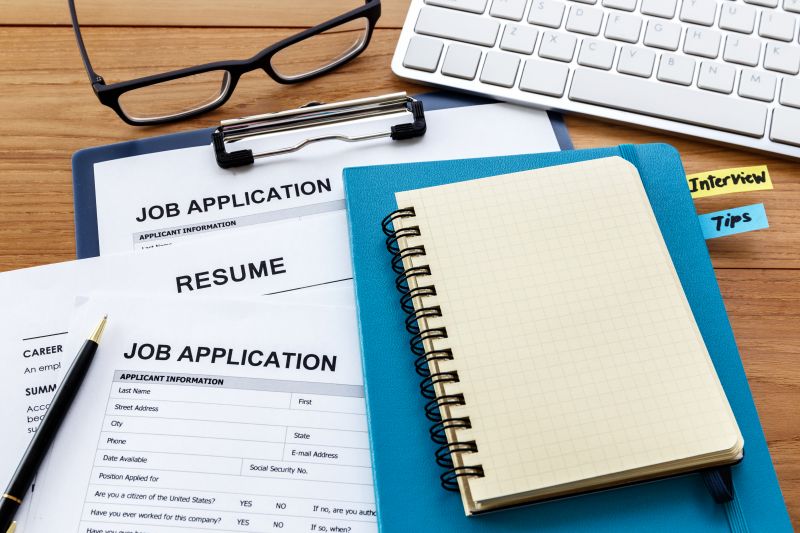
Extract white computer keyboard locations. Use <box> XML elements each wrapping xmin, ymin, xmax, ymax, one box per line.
<box><xmin>392</xmin><ymin>0</ymin><xmax>800</xmax><ymax>158</ymax></box>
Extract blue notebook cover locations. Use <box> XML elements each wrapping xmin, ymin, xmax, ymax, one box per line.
<box><xmin>343</xmin><ymin>144</ymin><xmax>791</xmax><ymax>531</ymax></box>
<box><xmin>70</xmin><ymin>92</ymin><xmax>572</xmax><ymax>259</ymax></box>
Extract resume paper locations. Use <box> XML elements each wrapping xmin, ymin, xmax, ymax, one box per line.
<box><xmin>0</xmin><ymin>212</ymin><xmax>352</xmax><ymax>494</ymax></box>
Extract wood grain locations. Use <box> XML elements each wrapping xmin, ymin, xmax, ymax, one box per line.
<box><xmin>717</xmin><ymin>269</ymin><xmax>800</xmax><ymax>517</ymax></box>
<box><xmin>0</xmin><ymin>3</ymin><xmax>797</xmax><ymax>526</ymax></box>
<box><xmin>0</xmin><ymin>0</ymin><xmax>410</xmax><ymax>28</ymax></box>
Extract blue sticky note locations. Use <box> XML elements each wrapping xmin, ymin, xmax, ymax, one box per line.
<box><xmin>699</xmin><ymin>203</ymin><xmax>768</xmax><ymax>239</ymax></box>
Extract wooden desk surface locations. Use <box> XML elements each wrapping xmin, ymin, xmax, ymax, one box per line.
<box><xmin>0</xmin><ymin>0</ymin><xmax>797</xmax><ymax>526</ymax></box>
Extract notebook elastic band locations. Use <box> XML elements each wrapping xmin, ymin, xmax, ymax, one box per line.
<box><xmin>702</xmin><ymin>467</ymin><xmax>749</xmax><ymax>533</ymax></box>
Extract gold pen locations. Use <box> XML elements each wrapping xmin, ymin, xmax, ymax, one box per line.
<box><xmin>0</xmin><ymin>317</ymin><xmax>107</xmax><ymax>531</ymax></box>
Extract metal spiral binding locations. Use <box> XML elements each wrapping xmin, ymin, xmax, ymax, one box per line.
<box><xmin>436</xmin><ymin>441</ymin><xmax>479</xmax><ymax>467</ymax></box>
<box><xmin>405</xmin><ymin>305</ymin><xmax>441</xmax><ymax>335</ymax></box>
<box><xmin>430</xmin><ymin>416</ymin><xmax>471</xmax><ymax>445</ymax></box>
<box><xmin>381</xmin><ymin>207</ymin><xmax>485</xmax><ymax>492</ymax></box>
<box><xmin>420</xmin><ymin>370</ymin><xmax>459</xmax><ymax>400</ymax></box>
<box><xmin>392</xmin><ymin>245</ymin><xmax>427</xmax><ymax>275</ymax></box>
<box><xmin>401</xmin><ymin>286</ymin><xmax>436</xmax><ymax>315</ymax></box>
<box><xmin>424</xmin><ymin>394</ymin><xmax>465</xmax><ymax>422</ymax></box>
<box><xmin>409</xmin><ymin>327</ymin><xmax>448</xmax><ymax>356</ymax></box>
<box><xmin>414</xmin><ymin>347</ymin><xmax>453</xmax><ymax>378</ymax></box>
<box><xmin>441</xmin><ymin>466</ymin><xmax>486</xmax><ymax>492</ymax></box>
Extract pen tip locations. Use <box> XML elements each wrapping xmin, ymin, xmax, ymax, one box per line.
<box><xmin>89</xmin><ymin>315</ymin><xmax>108</xmax><ymax>344</ymax></box>
<box><xmin>7</xmin><ymin>521</ymin><xmax>16</xmax><ymax>533</ymax></box>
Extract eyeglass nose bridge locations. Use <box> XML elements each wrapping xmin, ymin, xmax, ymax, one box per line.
<box><xmin>258</xmin><ymin>54</ymin><xmax>295</xmax><ymax>86</ymax></box>
<box><xmin>217</xmin><ymin>60</ymin><xmax>286</xmax><ymax>89</ymax></box>
<box><xmin>259</xmin><ymin>60</ymin><xmax>278</xmax><ymax>80</ymax></box>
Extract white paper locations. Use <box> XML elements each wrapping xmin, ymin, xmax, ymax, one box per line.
<box><xmin>92</xmin><ymin>103</ymin><xmax>560</xmax><ymax>254</ymax></box>
<box><xmin>26</xmin><ymin>295</ymin><xmax>376</xmax><ymax>533</ymax></box>
<box><xmin>0</xmin><ymin>211</ymin><xmax>353</xmax><ymax>493</ymax></box>
<box><xmin>3</xmin><ymin>101</ymin><xmax>561</xmax><ymax>530</ymax></box>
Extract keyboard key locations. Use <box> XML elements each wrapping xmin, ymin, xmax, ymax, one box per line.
<box><xmin>416</xmin><ymin>7</ymin><xmax>500</xmax><ymax>46</ymax></box>
<box><xmin>679</xmin><ymin>0</ymin><xmax>717</xmax><ymax>26</ymax></box>
<box><xmin>759</xmin><ymin>11</ymin><xmax>796</xmax><ymax>42</ymax></box>
<box><xmin>569</xmin><ymin>68</ymin><xmax>768</xmax><ymax>137</ymax></box>
<box><xmin>745</xmin><ymin>0</ymin><xmax>778</xmax><ymax>6</ymax></box>
<box><xmin>403</xmin><ymin>37</ymin><xmax>444</xmax><ymax>72</ymax></box>
<box><xmin>519</xmin><ymin>59</ymin><xmax>570</xmax><ymax>95</ymax></box>
<box><xmin>602</xmin><ymin>0</ymin><xmax>637</xmax><ymax>11</ymax></box>
<box><xmin>566</xmin><ymin>5</ymin><xmax>604</xmax><ymax>35</ymax></box>
<box><xmin>578</xmin><ymin>39</ymin><xmax>617</xmax><ymax>69</ymax></box>
<box><xmin>697</xmin><ymin>61</ymin><xmax>736</xmax><ymax>93</ymax></box>
<box><xmin>480</xmin><ymin>51</ymin><xmax>520</xmax><ymax>86</ymax></box>
<box><xmin>539</xmin><ymin>31</ymin><xmax>578</xmax><ymax>61</ymax></box>
<box><xmin>617</xmin><ymin>46</ymin><xmax>656</xmax><ymax>76</ymax></box>
<box><xmin>425</xmin><ymin>0</ymin><xmax>488</xmax><ymax>13</ymax></box>
<box><xmin>719</xmin><ymin>3</ymin><xmax>757</xmax><ymax>34</ymax></box>
<box><xmin>764</xmin><ymin>43</ymin><xmax>800</xmax><ymax>74</ymax></box>
<box><xmin>643</xmin><ymin>20</ymin><xmax>682</xmax><ymax>50</ymax></box>
<box><xmin>500</xmin><ymin>24</ymin><xmax>539</xmax><ymax>54</ymax></box>
<box><xmin>771</xmin><ymin>106</ymin><xmax>800</xmax><ymax>146</ymax></box>
<box><xmin>489</xmin><ymin>0</ymin><xmax>527</xmax><ymax>21</ymax></box>
<box><xmin>739</xmin><ymin>70</ymin><xmax>777</xmax><ymax>101</ymax></box>
<box><xmin>605</xmin><ymin>12</ymin><xmax>642</xmax><ymax>42</ymax></box>
<box><xmin>684</xmin><ymin>27</ymin><xmax>721</xmax><ymax>58</ymax></box>
<box><xmin>780</xmin><ymin>77</ymin><xmax>800</xmax><ymax>107</ymax></box>
<box><xmin>640</xmin><ymin>0</ymin><xmax>676</xmax><ymax>18</ymax></box>
<box><xmin>528</xmin><ymin>0</ymin><xmax>566</xmax><ymax>28</ymax></box>
<box><xmin>442</xmin><ymin>44</ymin><xmax>482</xmax><ymax>79</ymax></box>
<box><xmin>786</xmin><ymin>0</ymin><xmax>800</xmax><ymax>14</ymax></box>
<box><xmin>723</xmin><ymin>35</ymin><xmax>762</xmax><ymax>66</ymax></box>
<box><xmin>571</xmin><ymin>0</ymin><xmax>598</xmax><ymax>4</ymax></box>
<box><xmin>657</xmin><ymin>53</ymin><xmax>696</xmax><ymax>85</ymax></box>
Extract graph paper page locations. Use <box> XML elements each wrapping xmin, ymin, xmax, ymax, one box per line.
<box><xmin>395</xmin><ymin>157</ymin><xmax>741</xmax><ymax>508</ymax></box>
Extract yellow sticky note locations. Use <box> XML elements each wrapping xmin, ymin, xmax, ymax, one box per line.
<box><xmin>686</xmin><ymin>165</ymin><xmax>773</xmax><ymax>198</ymax></box>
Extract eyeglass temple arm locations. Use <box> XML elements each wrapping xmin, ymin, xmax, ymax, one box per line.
<box><xmin>67</xmin><ymin>0</ymin><xmax>104</xmax><ymax>86</ymax></box>
<box><xmin>66</xmin><ymin>0</ymin><xmax>378</xmax><ymax>88</ymax></box>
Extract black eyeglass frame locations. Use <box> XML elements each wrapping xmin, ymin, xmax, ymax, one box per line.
<box><xmin>68</xmin><ymin>0</ymin><xmax>382</xmax><ymax>126</ymax></box>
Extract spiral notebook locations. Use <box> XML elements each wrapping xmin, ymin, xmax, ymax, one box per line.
<box><xmin>386</xmin><ymin>157</ymin><xmax>744</xmax><ymax>515</ymax></box>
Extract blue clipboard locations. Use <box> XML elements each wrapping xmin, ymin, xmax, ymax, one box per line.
<box><xmin>71</xmin><ymin>92</ymin><xmax>573</xmax><ymax>259</ymax></box>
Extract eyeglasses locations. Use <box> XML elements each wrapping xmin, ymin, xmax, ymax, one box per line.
<box><xmin>67</xmin><ymin>0</ymin><xmax>381</xmax><ymax>126</ymax></box>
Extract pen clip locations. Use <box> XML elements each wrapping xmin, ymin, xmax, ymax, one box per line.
<box><xmin>212</xmin><ymin>92</ymin><xmax>426</xmax><ymax>169</ymax></box>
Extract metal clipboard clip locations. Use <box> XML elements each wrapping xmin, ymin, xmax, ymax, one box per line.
<box><xmin>212</xmin><ymin>92</ymin><xmax>426</xmax><ymax>169</ymax></box>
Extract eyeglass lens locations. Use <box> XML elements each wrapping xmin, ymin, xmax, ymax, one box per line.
<box><xmin>118</xmin><ymin>71</ymin><xmax>232</xmax><ymax>122</ymax></box>
<box><xmin>270</xmin><ymin>18</ymin><xmax>370</xmax><ymax>81</ymax></box>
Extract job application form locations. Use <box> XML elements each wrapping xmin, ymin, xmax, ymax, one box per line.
<box><xmin>89</xmin><ymin>103</ymin><xmax>561</xmax><ymax>254</ymax></box>
<box><xmin>27</xmin><ymin>296</ymin><xmax>374</xmax><ymax>533</ymax></box>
